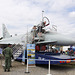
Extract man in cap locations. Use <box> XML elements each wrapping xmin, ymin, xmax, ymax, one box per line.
<box><xmin>3</xmin><ymin>44</ymin><xmax>12</xmax><ymax>72</ymax></box>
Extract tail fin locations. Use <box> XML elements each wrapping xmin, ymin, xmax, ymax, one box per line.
<box><xmin>2</xmin><ymin>24</ymin><xmax>11</xmax><ymax>38</ymax></box>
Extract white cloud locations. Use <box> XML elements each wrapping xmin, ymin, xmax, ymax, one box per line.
<box><xmin>0</xmin><ymin>0</ymin><xmax>75</xmax><ymax>38</ymax></box>
<box><xmin>48</xmin><ymin>0</ymin><xmax>75</xmax><ymax>12</ymax></box>
<box><xmin>69</xmin><ymin>11</ymin><xmax>75</xmax><ymax>17</ymax></box>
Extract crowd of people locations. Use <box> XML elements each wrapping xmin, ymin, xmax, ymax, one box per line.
<box><xmin>35</xmin><ymin>45</ymin><xmax>75</xmax><ymax>56</ymax></box>
<box><xmin>65</xmin><ymin>49</ymin><xmax>74</xmax><ymax>56</ymax></box>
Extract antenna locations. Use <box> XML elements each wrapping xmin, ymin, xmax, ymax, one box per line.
<box><xmin>42</xmin><ymin>10</ymin><xmax>44</xmax><ymax>22</ymax></box>
<box><xmin>27</xmin><ymin>25</ymin><xmax>29</xmax><ymax>43</ymax></box>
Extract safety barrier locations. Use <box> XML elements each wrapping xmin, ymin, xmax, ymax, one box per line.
<box><xmin>17</xmin><ymin>58</ymin><xmax>75</xmax><ymax>75</ymax></box>
<box><xmin>26</xmin><ymin>59</ymin><xmax>52</xmax><ymax>75</ymax></box>
<box><xmin>1</xmin><ymin>57</ymin><xmax>75</xmax><ymax>75</ymax></box>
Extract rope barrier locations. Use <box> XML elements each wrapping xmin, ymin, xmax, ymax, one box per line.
<box><xmin>17</xmin><ymin>57</ymin><xmax>75</xmax><ymax>61</ymax></box>
<box><xmin>16</xmin><ymin>57</ymin><xmax>75</xmax><ymax>75</ymax></box>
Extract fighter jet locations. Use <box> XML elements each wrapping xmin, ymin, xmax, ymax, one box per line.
<box><xmin>0</xmin><ymin>16</ymin><xmax>75</xmax><ymax>46</ymax></box>
<box><xmin>28</xmin><ymin>17</ymin><xmax>75</xmax><ymax>46</ymax></box>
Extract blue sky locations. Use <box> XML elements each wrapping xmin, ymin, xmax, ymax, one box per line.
<box><xmin>0</xmin><ymin>0</ymin><xmax>75</xmax><ymax>37</ymax></box>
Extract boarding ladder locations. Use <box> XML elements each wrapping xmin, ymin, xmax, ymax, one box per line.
<box><xmin>12</xmin><ymin>45</ymin><xmax>24</xmax><ymax>59</ymax></box>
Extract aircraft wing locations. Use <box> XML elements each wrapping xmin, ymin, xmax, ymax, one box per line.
<box><xmin>36</xmin><ymin>40</ymin><xmax>57</xmax><ymax>44</ymax></box>
<box><xmin>0</xmin><ymin>34</ymin><xmax>26</xmax><ymax>44</ymax></box>
<box><xmin>1</xmin><ymin>24</ymin><xmax>26</xmax><ymax>45</ymax></box>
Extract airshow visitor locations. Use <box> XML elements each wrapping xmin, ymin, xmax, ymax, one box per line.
<box><xmin>31</xmin><ymin>25</ymin><xmax>37</xmax><ymax>43</ymax></box>
<box><xmin>2</xmin><ymin>44</ymin><xmax>12</xmax><ymax>72</ymax></box>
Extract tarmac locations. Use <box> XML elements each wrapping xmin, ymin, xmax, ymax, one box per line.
<box><xmin>0</xmin><ymin>59</ymin><xmax>75</xmax><ymax>75</ymax></box>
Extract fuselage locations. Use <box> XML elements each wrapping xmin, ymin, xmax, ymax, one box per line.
<box><xmin>28</xmin><ymin>30</ymin><xmax>75</xmax><ymax>46</ymax></box>
<box><xmin>44</xmin><ymin>31</ymin><xmax>75</xmax><ymax>46</ymax></box>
